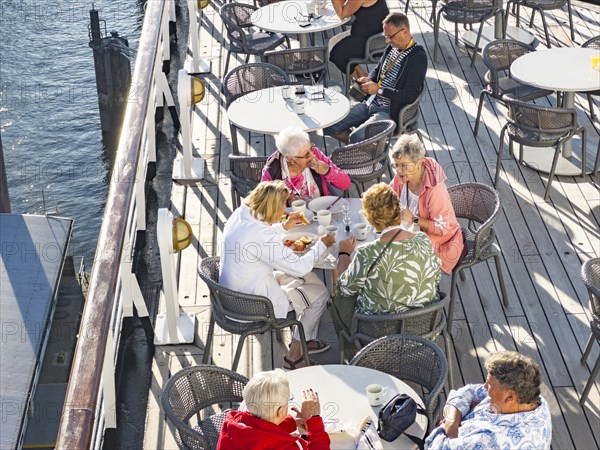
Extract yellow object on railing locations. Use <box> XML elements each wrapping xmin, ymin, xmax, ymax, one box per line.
<box><xmin>191</xmin><ymin>76</ymin><xmax>205</xmax><ymax>104</ymax></box>
<box><xmin>197</xmin><ymin>0</ymin><xmax>210</xmax><ymax>9</ymax></box>
<box><xmin>172</xmin><ymin>217</ymin><xmax>193</xmax><ymax>252</ymax></box>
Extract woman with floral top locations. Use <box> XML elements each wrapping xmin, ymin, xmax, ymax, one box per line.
<box><xmin>330</xmin><ymin>183</ymin><xmax>442</xmax><ymax>360</ymax></box>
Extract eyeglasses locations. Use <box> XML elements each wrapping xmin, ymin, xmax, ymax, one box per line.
<box><xmin>382</xmin><ymin>28</ymin><xmax>405</xmax><ymax>40</ymax></box>
<box><xmin>292</xmin><ymin>146</ymin><xmax>316</xmax><ymax>160</ymax></box>
<box><xmin>391</xmin><ymin>161</ymin><xmax>416</xmax><ymax>171</ymax></box>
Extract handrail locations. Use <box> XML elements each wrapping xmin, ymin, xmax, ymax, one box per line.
<box><xmin>55</xmin><ymin>1</ymin><xmax>166</xmax><ymax>448</ymax></box>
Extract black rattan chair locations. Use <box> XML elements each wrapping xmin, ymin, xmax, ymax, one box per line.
<box><xmin>339</xmin><ymin>292</ymin><xmax>454</xmax><ymax>388</ymax></box>
<box><xmin>161</xmin><ymin>365</ymin><xmax>248</xmax><ymax>450</ymax></box>
<box><xmin>198</xmin><ymin>257</ymin><xmax>310</xmax><ymax>371</ymax></box>
<box><xmin>494</xmin><ymin>96</ymin><xmax>589</xmax><ymax>200</ymax></box>
<box><xmin>580</xmin><ymin>258</ymin><xmax>600</xmax><ymax>405</ymax></box>
<box><xmin>581</xmin><ymin>36</ymin><xmax>600</xmax><ymax>121</ymax></box>
<box><xmin>229</xmin><ymin>155</ymin><xmax>269</xmax><ymax>209</ymax></box>
<box><xmin>473</xmin><ymin>40</ymin><xmax>552</xmax><ymax>136</ymax></box>
<box><xmin>345</xmin><ymin>34</ymin><xmax>387</xmax><ymax>93</ymax></box>
<box><xmin>222</xmin><ymin>63</ymin><xmax>290</xmax><ymax>155</ymax></box>
<box><xmin>447</xmin><ymin>182</ymin><xmax>509</xmax><ymax>333</ymax></box>
<box><xmin>504</xmin><ymin>0</ymin><xmax>574</xmax><ymax>48</ymax></box>
<box><xmin>220</xmin><ymin>3</ymin><xmax>289</xmax><ymax>75</ymax></box>
<box><xmin>330</xmin><ymin>120</ymin><xmax>396</xmax><ymax>196</ymax></box>
<box><xmin>264</xmin><ymin>46</ymin><xmax>329</xmax><ymax>86</ymax></box>
<box><xmin>395</xmin><ymin>87</ymin><xmax>425</xmax><ymax>140</ymax></box>
<box><xmin>350</xmin><ymin>334</ymin><xmax>448</xmax><ymax>428</ymax></box>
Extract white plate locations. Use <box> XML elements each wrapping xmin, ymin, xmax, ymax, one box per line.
<box><xmin>282</xmin><ymin>208</ymin><xmax>314</xmax><ymax>226</ymax></box>
<box><xmin>282</xmin><ymin>232</ymin><xmax>318</xmax><ymax>255</ymax></box>
<box><xmin>308</xmin><ymin>196</ymin><xmax>349</xmax><ymax>215</ymax></box>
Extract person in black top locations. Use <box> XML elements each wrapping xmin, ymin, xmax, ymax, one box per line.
<box><xmin>329</xmin><ymin>0</ymin><xmax>389</xmax><ymax>80</ymax></box>
<box><xmin>324</xmin><ymin>12</ymin><xmax>427</xmax><ymax>144</ymax></box>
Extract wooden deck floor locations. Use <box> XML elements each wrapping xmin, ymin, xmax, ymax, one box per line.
<box><xmin>144</xmin><ymin>1</ymin><xmax>600</xmax><ymax>448</ymax></box>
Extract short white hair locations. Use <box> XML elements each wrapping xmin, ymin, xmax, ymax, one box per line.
<box><xmin>276</xmin><ymin>126</ymin><xmax>311</xmax><ymax>157</ymax></box>
<box><xmin>391</xmin><ymin>134</ymin><xmax>426</xmax><ymax>162</ymax></box>
<box><xmin>243</xmin><ymin>369</ymin><xmax>289</xmax><ymax>422</ymax></box>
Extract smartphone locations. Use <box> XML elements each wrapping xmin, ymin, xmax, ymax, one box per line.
<box><xmin>295</xmin><ymin>86</ymin><xmax>306</xmax><ymax>95</ymax></box>
<box><xmin>310</xmin><ymin>91</ymin><xmax>325</xmax><ymax>100</ymax></box>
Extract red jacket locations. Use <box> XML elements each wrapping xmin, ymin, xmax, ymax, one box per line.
<box><xmin>217</xmin><ymin>411</ymin><xmax>330</xmax><ymax>450</ymax></box>
<box><xmin>390</xmin><ymin>157</ymin><xmax>464</xmax><ymax>274</ymax></box>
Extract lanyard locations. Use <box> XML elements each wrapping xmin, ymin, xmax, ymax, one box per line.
<box><xmin>378</xmin><ymin>38</ymin><xmax>416</xmax><ymax>86</ymax></box>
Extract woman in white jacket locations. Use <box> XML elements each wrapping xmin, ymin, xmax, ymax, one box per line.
<box><xmin>220</xmin><ymin>181</ymin><xmax>335</xmax><ymax>369</ymax></box>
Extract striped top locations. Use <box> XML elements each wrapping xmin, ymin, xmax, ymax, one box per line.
<box><xmin>374</xmin><ymin>45</ymin><xmax>417</xmax><ymax>109</ymax></box>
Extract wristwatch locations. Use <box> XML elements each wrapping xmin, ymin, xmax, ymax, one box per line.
<box><xmin>377</xmin><ymin>87</ymin><xmax>384</xmax><ymax>96</ymax></box>
<box><xmin>412</xmin><ymin>215</ymin><xmax>419</xmax><ymax>225</ymax></box>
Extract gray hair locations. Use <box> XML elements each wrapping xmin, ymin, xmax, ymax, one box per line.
<box><xmin>485</xmin><ymin>351</ymin><xmax>541</xmax><ymax>405</ymax></box>
<box><xmin>390</xmin><ymin>134</ymin><xmax>426</xmax><ymax>162</ymax></box>
<box><xmin>275</xmin><ymin>126</ymin><xmax>311</xmax><ymax>157</ymax></box>
<box><xmin>243</xmin><ymin>369</ymin><xmax>289</xmax><ymax>422</ymax></box>
<box><xmin>383</xmin><ymin>12</ymin><xmax>410</xmax><ymax>31</ymax></box>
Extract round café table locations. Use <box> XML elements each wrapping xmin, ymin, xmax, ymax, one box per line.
<box><xmin>510</xmin><ymin>47</ymin><xmax>599</xmax><ymax>176</ymax></box>
<box><xmin>286</xmin><ymin>365</ymin><xmax>428</xmax><ymax>450</ymax></box>
<box><xmin>227</xmin><ymin>85</ymin><xmax>350</xmax><ymax>135</ymax></box>
<box><xmin>251</xmin><ymin>0</ymin><xmax>350</xmax><ymax>48</ymax></box>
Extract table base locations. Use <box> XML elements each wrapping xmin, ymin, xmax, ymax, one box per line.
<box><xmin>514</xmin><ymin>142</ymin><xmax>596</xmax><ymax>177</ymax></box>
<box><xmin>173</xmin><ymin>157</ymin><xmax>206</xmax><ymax>182</ymax></box>
<box><xmin>462</xmin><ymin>25</ymin><xmax>536</xmax><ymax>50</ymax></box>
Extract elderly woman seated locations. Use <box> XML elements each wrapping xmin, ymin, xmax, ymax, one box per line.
<box><xmin>217</xmin><ymin>369</ymin><xmax>330</xmax><ymax>450</ymax></box>
<box><xmin>426</xmin><ymin>351</ymin><xmax>552</xmax><ymax>449</ymax></box>
<box><xmin>389</xmin><ymin>134</ymin><xmax>465</xmax><ymax>274</ymax></box>
<box><xmin>262</xmin><ymin>126</ymin><xmax>351</xmax><ymax>203</ymax></box>
<box><xmin>330</xmin><ymin>183</ymin><xmax>442</xmax><ymax>360</ymax></box>
<box><xmin>220</xmin><ymin>181</ymin><xmax>335</xmax><ymax>369</ymax></box>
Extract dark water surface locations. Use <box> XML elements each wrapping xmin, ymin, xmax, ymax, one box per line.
<box><xmin>0</xmin><ymin>1</ymin><xmax>144</xmax><ymax>263</ymax></box>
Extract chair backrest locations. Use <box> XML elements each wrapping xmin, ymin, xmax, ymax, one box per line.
<box><xmin>582</xmin><ymin>35</ymin><xmax>600</xmax><ymax>50</ymax></box>
<box><xmin>161</xmin><ymin>365</ymin><xmax>248</xmax><ymax>450</ymax></box>
<box><xmin>198</xmin><ymin>257</ymin><xmax>279</xmax><ymax>332</ymax></box>
<box><xmin>264</xmin><ymin>46</ymin><xmax>329</xmax><ymax>86</ymax></box>
<box><xmin>345</xmin><ymin>33</ymin><xmax>387</xmax><ymax>82</ymax></box>
<box><xmin>220</xmin><ymin>3</ymin><xmax>257</xmax><ymax>52</ymax></box>
<box><xmin>229</xmin><ymin>155</ymin><xmax>269</xmax><ymax>209</ymax></box>
<box><xmin>582</xmin><ymin>258</ymin><xmax>600</xmax><ymax>320</ymax></box>
<box><xmin>447</xmin><ymin>182</ymin><xmax>500</xmax><ymax>261</ymax></box>
<box><xmin>350</xmin><ymin>334</ymin><xmax>448</xmax><ymax>424</ymax></box>
<box><xmin>396</xmin><ymin>87</ymin><xmax>424</xmax><ymax>136</ymax></box>
<box><xmin>482</xmin><ymin>40</ymin><xmax>537</xmax><ymax>96</ymax></box>
<box><xmin>222</xmin><ymin>62</ymin><xmax>290</xmax><ymax>107</ymax></box>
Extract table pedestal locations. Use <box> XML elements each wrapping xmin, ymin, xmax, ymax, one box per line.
<box><xmin>515</xmin><ymin>139</ymin><xmax>595</xmax><ymax>177</ymax></box>
<box><xmin>462</xmin><ymin>25</ymin><xmax>536</xmax><ymax>50</ymax></box>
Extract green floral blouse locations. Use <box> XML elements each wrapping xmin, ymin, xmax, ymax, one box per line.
<box><xmin>337</xmin><ymin>232</ymin><xmax>442</xmax><ymax>314</ymax></box>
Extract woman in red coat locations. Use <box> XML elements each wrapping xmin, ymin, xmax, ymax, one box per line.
<box><xmin>217</xmin><ymin>369</ymin><xmax>330</xmax><ymax>450</ymax></box>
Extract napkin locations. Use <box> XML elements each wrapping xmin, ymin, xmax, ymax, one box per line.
<box><xmin>354</xmin><ymin>417</ymin><xmax>383</xmax><ymax>450</ymax></box>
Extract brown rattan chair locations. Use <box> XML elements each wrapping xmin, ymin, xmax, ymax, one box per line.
<box><xmin>581</xmin><ymin>36</ymin><xmax>600</xmax><ymax>121</ymax></box>
<box><xmin>447</xmin><ymin>182</ymin><xmax>509</xmax><ymax>333</ymax></box>
<box><xmin>473</xmin><ymin>39</ymin><xmax>552</xmax><ymax>136</ymax></box>
<box><xmin>222</xmin><ymin>63</ymin><xmax>290</xmax><ymax>155</ymax></box>
<box><xmin>198</xmin><ymin>257</ymin><xmax>310</xmax><ymax>371</ymax></box>
<box><xmin>161</xmin><ymin>365</ymin><xmax>248</xmax><ymax>450</ymax></box>
<box><xmin>394</xmin><ymin>87</ymin><xmax>425</xmax><ymax>141</ymax></box>
<box><xmin>220</xmin><ymin>3</ymin><xmax>289</xmax><ymax>74</ymax></box>
<box><xmin>494</xmin><ymin>96</ymin><xmax>589</xmax><ymax>200</ymax></box>
<box><xmin>228</xmin><ymin>155</ymin><xmax>269</xmax><ymax>209</ymax></box>
<box><xmin>350</xmin><ymin>334</ymin><xmax>448</xmax><ymax>428</ymax></box>
<box><xmin>330</xmin><ymin>119</ymin><xmax>396</xmax><ymax>196</ymax></box>
<box><xmin>580</xmin><ymin>258</ymin><xmax>600</xmax><ymax>405</ymax></box>
<box><xmin>339</xmin><ymin>292</ymin><xmax>455</xmax><ymax>388</ymax></box>
<box><xmin>264</xmin><ymin>46</ymin><xmax>329</xmax><ymax>86</ymax></box>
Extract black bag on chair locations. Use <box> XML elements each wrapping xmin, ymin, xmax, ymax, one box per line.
<box><xmin>377</xmin><ymin>394</ymin><xmax>427</xmax><ymax>449</ymax></box>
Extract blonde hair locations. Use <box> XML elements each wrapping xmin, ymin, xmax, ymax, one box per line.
<box><xmin>244</xmin><ymin>181</ymin><xmax>290</xmax><ymax>224</ymax></box>
<box><xmin>362</xmin><ymin>183</ymin><xmax>402</xmax><ymax>232</ymax></box>
<box><xmin>391</xmin><ymin>134</ymin><xmax>426</xmax><ymax>162</ymax></box>
<box><xmin>275</xmin><ymin>126</ymin><xmax>311</xmax><ymax>157</ymax></box>
<box><xmin>243</xmin><ymin>369</ymin><xmax>289</xmax><ymax>422</ymax></box>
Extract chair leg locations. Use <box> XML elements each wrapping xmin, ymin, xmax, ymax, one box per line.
<box><xmin>230</xmin><ymin>123</ymin><xmax>240</xmax><ymax>156</ymax></box>
<box><xmin>202</xmin><ymin>315</ymin><xmax>216</xmax><ymax>364</ymax></box>
<box><xmin>492</xmin><ymin>252</ymin><xmax>509</xmax><ymax>306</ymax></box>
<box><xmin>580</xmin><ymin>129</ymin><xmax>587</xmax><ymax>178</ymax></box>
<box><xmin>454</xmin><ymin>22</ymin><xmax>459</xmax><ymax>45</ymax></box>
<box><xmin>441</xmin><ymin>329</ymin><xmax>455</xmax><ymax>390</ymax></box>
<box><xmin>543</xmin><ymin>145</ymin><xmax>561</xmax><ymax>200</ymax></box>
<box><xmin>470</xmin><ymin>21</ymin><xmax>485</xmax><ymax>68</ymax></box>
<box><xmin>224</xmin><ymin>50</ymin><xmax>232</xmax><ymax>75</ymax></box>
<box><xmin>566</xmin><ymin>0</ymin><xmax>575</xmax><ymax>41</ymax></box>
<box><xmin>539</xmin><ymin>10</ymin><xmax>551</xmax><ymax>48</ymax></box>
<box><xmin>588</xmin><ymin>94</ymin><xmax>597</xmax><ymax>122</ymax></box>
<box><xmin>494</xmin><ymin>126</ymin><xmax>507</xmax><ymax>187</ymax></box>
<box><xmin>580</xmin><ymin>333</ymin><xmax>595</xmax><ymax>364</ymax></box>
<box><xmin>433</xmin><ymin>10</ymin><xmax>443</xmax><ymax>62</ymax></box>
<box><xmin>459</xmin><ymin>270</ymin><xmax>466</xmax><ymax>282</ymax></box>
<box><xmin>447</xmin><ymin>269</ymin><xmax>460</xmax><ymax>333</ymax></box>
<box><xmin>294</xmin><ymin>323</ymin><xmax>311</xmax><ymax>368</ymax></box>
<box><xmin>473</xmin><ymin>90</ymin><xmax>488</xmax><ymax>136</ymax></box>
<box><xmin>593</xmin><ymin>141</ymin><xmax>600</xmax><ymax>176</ymax></box>
<box><xmin>405</xmin><ymin>0</ymin><xmax>410</xmax><ymax>13</ymax></box>
<box><xmin>580</xmin><ymin>353</ymin><xmax>600</xmax><ymax>405</ymax></box>
<box><xmin>231</xmin><ymin>332</ymin><xmax>251</xmax><ymax>372</ymax></box>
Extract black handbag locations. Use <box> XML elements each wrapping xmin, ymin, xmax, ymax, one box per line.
<box><xmin>377</xmin><ymin>394</ymin><xmax>428</xmax><ymax>449</ymax></box>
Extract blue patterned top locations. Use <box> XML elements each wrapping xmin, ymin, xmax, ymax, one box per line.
<box><xmin>425</xmin><ymin>384</ymin><xmax>552</xmax><ymax>450</ymax></box>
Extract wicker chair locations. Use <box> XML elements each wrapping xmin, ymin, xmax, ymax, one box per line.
<box><xmin>494</xmin><ymin>96</ymin><xmax>589</xmax><ymax>200</ymax></box>
<box><xmin>345</xmin><ymin>34</ymin><xmax>388</xmax><ymax>94</ymax></box>
<box><xmin>339</xmin><ymin>292</ymin><xmax>455</xmax><ymax>388</ymax></box>
<box><xmin>330</xmin><ymin>120</ymin><xmax>396</xmax><ymax>196</ymax></box>
<box><xmin>473</xmin><ymin>40</ymin><xmax>552</xmax><ymax>136</ymax></box>
<box><xmin>264</xmin><ymin>47</ymin><xmax>329</xmax><ymax>86</ymax></box>
<box><xmin>220</xmin><ymin>3</ymin><xmax>289</xmax><ymax>75</ymax></box>
<box><xmin>198</xmin><ymin>257</ymin><xmax>310</xmax><ymax>371</ymax></box>
<box><xmin>222</xmin><ymin>63</ymin><xmax>290</xmax><ymax>155</ymax></box>
<box><xmin>581</xmin><ymin>36</ymin><xmax>600</xmax><ymax>121</ymax></box>
<box><xmin>447</xmin><ymin>182</ymin><xmax>509</xmax><ymax>333</ymax></box>
<box><xmin>434</xmin><ymin>0</ymin><xmax>503</xmax><ymax>67</ymax></box>
<box><xmin>228</xmin><ymin>155</ymin><xmax>269</xmax><ymax>209</ymax></box>
<box><xmin>580</xmin><ymin>258</ymin><xmax>600</xmax><ymax>405</ymax></box>
<box><xmin>161</xmin><ymin>365</ymin><xmax>248</xmax><ymax>450</ymax></box>
<box><xmin>394</xmin><ymin>87</ymin><xmax>425</xmax><ymax>140</ymax></box>
<box><xmin>504</xmin><ymin>0</ymin><xmax>574</xmax><ymax>48</ymax></box>
<box><xmin>350</xmin><ymin>334</ymin><xmax>448</xmax><ymax>428</ymax></box>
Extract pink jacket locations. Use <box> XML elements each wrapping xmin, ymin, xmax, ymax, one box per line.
<box><xmin>390</xmin><ymin>157</ymin><xmax>464</xmax><ymax>274</ymax></box>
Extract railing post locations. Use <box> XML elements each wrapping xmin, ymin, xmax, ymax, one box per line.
<box><xmin>102</xmin><ymin>330</ymin><xmax>117</xmax><ymax>429</ymax></box>
<box><xmin>186</xmin><ymin>0</ymin><xmax>211</xmax><ymax>74</ymax></box>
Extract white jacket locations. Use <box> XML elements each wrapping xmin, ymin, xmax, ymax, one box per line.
<box><xmin>220</xmin><ymin>204</ymin><xmax>327</xmax><ymax>318</ymax></box>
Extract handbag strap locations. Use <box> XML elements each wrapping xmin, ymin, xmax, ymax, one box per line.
<box><xmin>364</xmin><ymin>228</ymin><xmax>403</xmax><ymax>278</ymax></box>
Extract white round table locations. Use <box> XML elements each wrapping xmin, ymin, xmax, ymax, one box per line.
<box><xmin>251</xmin><ymin>0</ymin><xmax>350</xmax><ymax>47</ymax></box>
<box><xmin>510</xmin><ymin>47</ymin><xmax>599</xmax><ymax>176</ymax></box>
<box><xmin>286</xmin><ymin>365</ymin><xmax>427</xmax><ymax>450</ymax></box>
<box><xmin>227</xmin><ymin>85</ymin><xmax>350</xmax><ymax>135</ymax></box>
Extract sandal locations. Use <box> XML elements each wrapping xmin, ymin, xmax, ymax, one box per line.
<box><xmin>306</xmin><ymin>339</ymin><xmax>330</xmax><ymax>355</ymax></box>
<box><xmin>283</xmin><ymin>355</ymin><xmax>308</xmax><ymax>371</ymax></box>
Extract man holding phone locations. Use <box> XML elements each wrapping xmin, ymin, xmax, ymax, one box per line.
<box><xmin>324</xmin><ymin>12</ymin><xmax>427</xmax><ymax>144</ymax></box>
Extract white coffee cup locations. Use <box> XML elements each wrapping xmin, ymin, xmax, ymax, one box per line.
<box><xmin>314</xmin><ymin>209</ymin><xmax>332</xmax><ymax>226</ymax></box>
<box><xmin>353</xmin><ymin>223</ymin><xmax>372</xmax><ymax>240</ymax></box>
<box><xmin>366</xmin><ymin>384</ymin><xmax>389</xmax><ymax>406</ymax></box>
<box><xmin>325</xmin><ymin>224</ymin><xmax>338</xmax><ymax>239</ymax></box>
<box><xmin>358</xmin><ymin>209</ymin><xmax>368</xmax><ymax>224</ymax></box>
<box><xmin>291</xmin><ymin>199</ymin><xmax>306</xmax><ymax>212</ymax></box>
<box><xmin>282</xmin><ymin>85</ymin><xmax>293</xmax><ymax>99</ymax></box>
<box><xmin>294</xmin><ymin>99</ymin><xmax>306</xmax><ymax>114</ymax></box>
